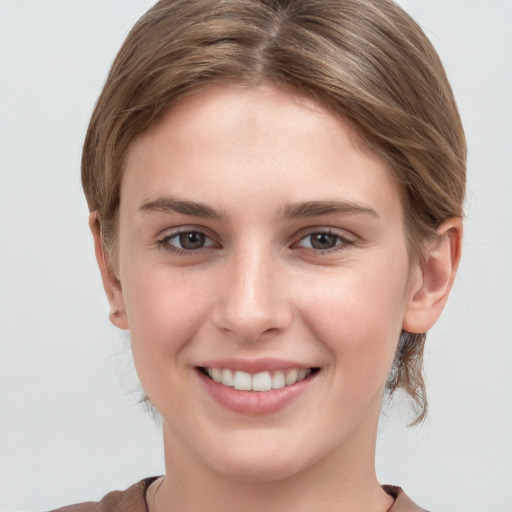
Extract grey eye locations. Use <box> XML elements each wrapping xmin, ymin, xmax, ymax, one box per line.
<box><xmin>299</xmin><ymin>232</ymin><xmax>340</xmax><ymax>250</ymax></box>
<box><xmin>178</xmin><ymin>231</ymin><xmax>206</xmax><ymax>250</ymax></box>
<box><xmin>309</xmin><ymin>233</ymin><xmax>338</xmax><ymax>249</ymax></box>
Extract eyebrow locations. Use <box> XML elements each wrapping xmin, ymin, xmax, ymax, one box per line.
<box><xmin>139</xmin><ymin>197</ymin><xmax>225</xmax><ymax>219</ymax></box>
<box><xmin>280</xmin><ymin>200</ymin><xmax>379</xmax><ymax>219</ymax></box>
<box><xmin>138</xmin><ymin>197</ymin><xmax>379</xmax><ymax>220</ymax></box>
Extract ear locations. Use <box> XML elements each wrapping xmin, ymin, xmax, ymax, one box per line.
<box><xmin>89</xmin><ymin>213</ymin><xmax>129</xmax><ymax>330</ymax></box>
<box><xmin>403</xmin><ymin>218</ymin><xmax>462</xmax><ymax>333</ymax></box>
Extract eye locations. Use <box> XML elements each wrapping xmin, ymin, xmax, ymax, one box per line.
<box><xmin>176</xmin><ymin>231</ymin><xmax>206</xmax><ymax>250</ymax></box>
<box><xmin>296</xmin><ymin>231</ymin><xmax>354</xmax><ymax>251</ymax></box>
<box><xmin>158</xmin><ymin>230</ymin><xmax>216</xmax><ymax>253</ymax></box>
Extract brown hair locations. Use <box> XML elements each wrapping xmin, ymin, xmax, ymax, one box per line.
<box><xmin>82</xmin><ymin>0</ymin><xmax>466</xmax><ymax>424</ymax></box>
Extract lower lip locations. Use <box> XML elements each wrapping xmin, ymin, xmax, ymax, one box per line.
<box><xmin>197</xmin><ymin>369</ymin><xmax>317</xmax><ymax>415</ymax></box>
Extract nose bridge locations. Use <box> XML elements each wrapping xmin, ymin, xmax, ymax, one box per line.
<box><xmin>213</xmin><ymin>243</ymin><xmax>291</xmax><ymax>340</ymax></box>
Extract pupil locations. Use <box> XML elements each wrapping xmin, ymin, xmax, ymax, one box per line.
<box><xmin>179</xmin><ymin>232</ymin><xmax>205</xmax><ymax>250</ymax></box>
<box><xmin>311</xmin><ymin>233</ymin><xmax>337</xmax><ymax>249</ymax></box>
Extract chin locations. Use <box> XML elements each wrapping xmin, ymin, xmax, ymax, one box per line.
<box><xmin>195</xmin><ymin>428</ymin><xmax>326</xmax><ymax>484</ymax></box>
<box><xmin>210</xmin><ymin>451</ymin><xmax>306</xmax><ymax>483</ymax></box>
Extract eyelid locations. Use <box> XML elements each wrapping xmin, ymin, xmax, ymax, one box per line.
<box><xmin>156</xmin><ymin>226</ymin><xmax>220</xmax><ymax>253</ymax></box>
<box><xmin>292</xmin><ymin>227</ymin><xmax>357</xmax><ymax>252</ymax></box>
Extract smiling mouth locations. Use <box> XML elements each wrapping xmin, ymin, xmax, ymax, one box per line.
<box><xmin>198</xmin><ymin>367</ymin><xmax>320</xmax><ymax>392</ymax></box>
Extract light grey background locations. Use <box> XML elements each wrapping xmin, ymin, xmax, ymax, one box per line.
<box><xmin>0</xmin><ymin>1</ymin><xmax>511</xmax><ymax>511</ymax></box>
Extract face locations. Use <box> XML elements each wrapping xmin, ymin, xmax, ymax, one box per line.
<box><xmin>108</xmin><ymin>84</ymin><xmax>426</xmax><ymax>482</ymax></box>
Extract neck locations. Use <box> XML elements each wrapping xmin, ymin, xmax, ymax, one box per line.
<box><xmin>153</xmin><ymin>410</ymin><xmax>393</xmax><ymax>512</ymax></box>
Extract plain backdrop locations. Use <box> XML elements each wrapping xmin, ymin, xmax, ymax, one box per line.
<box><xmin>0</xmin><ymin>1</ymin><xmax>511</xmax><ymax>511</ymax></box>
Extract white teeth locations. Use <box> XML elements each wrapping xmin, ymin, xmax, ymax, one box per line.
<box><xmin>210</xmin><ymin>368</ymin><xmax>222</xmax><ymax>383</ymax></box>
<box><xmin>205</xmin><ymin>367</ymin><xmax>314</xmax><ymax>391</ymax></box>
<box><xmin>233</xmin><ymin>370</ymin><xmax>252</xmax><ymax>390</ymax></box>
<box><xmin>221</xmin><ymin>369</ymin><xmax>234</xmax><ymax>387</ymax></box>
<box><xmin>285</xmin><ymin>369</ymin><xmax>298</xmax><ymax>386</ymax></box>
<box><xmin>271</xmin><ymin>371</ymin><xmax>286</xmax><ymax>389</ymax></box>
<box><xmin>252</xmin><ymin>371</ymin><xmax>272</xmax><ymax>391</ymax></box>
<box><xmin>297</xmin><ymin>368</ymin><xmax>307</xmax><ymax>382</ymax></box>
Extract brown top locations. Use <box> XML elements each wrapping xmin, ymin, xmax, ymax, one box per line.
<box><xmin>51</xmin><ymin>478</ymin><xmax>428</xmax><ymax>512</ymax></box>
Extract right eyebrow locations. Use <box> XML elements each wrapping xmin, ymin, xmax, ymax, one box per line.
<box><xmin>138</xmin><ymin>197</ymin><xmax>225</xmax><ymax>219</ymax></box>
<box><xmin>280</xmin><ymin>200</ymin><xmax>379</xmax><ymax>220</ymax></box>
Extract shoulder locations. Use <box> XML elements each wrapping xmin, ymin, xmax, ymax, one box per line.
<box><xmin>51</xmin><ymin>477</ymin><xmax>159</xmax><ymax>512</ymax></box>
<box><xmin>51</xmin><ymin>479</ymin><xmax>428</xmax><ymax>512</ymax></box>
<box><xmin>383</xmin><ymin>485</ymin><xmax>430</xmax><ymax>512</ymax></box>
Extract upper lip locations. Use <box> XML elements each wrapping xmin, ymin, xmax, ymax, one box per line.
<box><xmin>196</xmin><ymin>357</ymin><xmax>317</xmax><ymax>374</ymax></box>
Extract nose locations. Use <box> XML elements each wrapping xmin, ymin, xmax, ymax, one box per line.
<box><xmin>212</xmin><ymin>248</ymin><xmax>293</xmax><ymax>342</ymax></box>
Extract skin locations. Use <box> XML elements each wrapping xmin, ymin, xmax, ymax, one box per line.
<box><xmin>92</xmin><ymin>84</ymin><xmax>461</xmax><ymax>512</ymax></box>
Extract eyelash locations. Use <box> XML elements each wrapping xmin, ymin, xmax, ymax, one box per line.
<box><xmin>156</xmin><ymin>230</ymin><xmax>216</xmax><ymax>255</ymax></box>
<box><xmin>293</xmin><ymin>230</ymin><xmax>356</xmax><ymax>254</ymax></box>
<box><xmin>156</xmin><ymin>229</ymin><xmax>356</xmax><ymax>255</ymax></box>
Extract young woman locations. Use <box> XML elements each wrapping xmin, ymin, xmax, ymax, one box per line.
<box><xmin>54</xmin><ymin>0</ymin><xmax>464</xmax><ymax>510</ymax></box>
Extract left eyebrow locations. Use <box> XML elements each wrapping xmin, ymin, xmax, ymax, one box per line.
<box><xmin>138</xmin><ymin>197</ymin><xmax>225</xmax><ymax>219</ymax></box>
<box><xmin>280</xmin><ymin>200</ymin><xmax>379</xmax><ymax>219</ymax></box>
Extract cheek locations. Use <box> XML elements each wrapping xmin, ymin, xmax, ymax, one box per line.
<box><xmin>297</xmin><ymin>252</ymin><xmax>410</xmax><ymax>385</ymax></box>
<box><xmin>121</xmin><ymin>267</ymin><xmax>213</xmax><ymax>387</ymax></box>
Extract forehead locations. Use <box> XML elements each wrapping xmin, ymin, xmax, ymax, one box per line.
<box><xmin>129</xmin><ymin>83</ymin><xmax>375</xmax><ymax>163</ymax></box>
<box><xmin>121</xmin><ymin>84</ymin><xmax>402</xmax><ymax>222</ymax></box>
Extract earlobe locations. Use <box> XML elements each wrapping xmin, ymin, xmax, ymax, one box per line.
<box><xmin>89</xmin><ymin>213</ymin><xmax>129</xmax><ymax>330</ymax></box>
<box><xmin>403</xmin><ymin>218</ymin><xmax>462</xmax><ymax>334</ymax></box>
